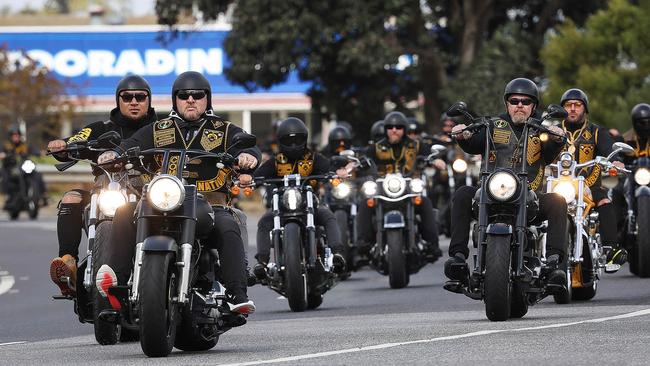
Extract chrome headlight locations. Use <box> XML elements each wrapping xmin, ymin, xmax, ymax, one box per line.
<box><xmin>282</xmin><ymin>188</ymin><xmax>302</xmax><ymax>210</ymax></box>
<box><xmin>409</xmin><ymin>178</ymin><xmax>425</xmax><ymax>194</ymax></box>
<box><xmin>552</xmin><ymin>180</ymin><xmax>576</xmax><ymax>204</ymax></box>
<box><xmin>382</xmin><ymin>174</ymin><xmax>406</xmax><ymax>198</ymax></box>
<box><xmin>635</xmin><ymin>168</ymin><xmax>650</xmax><ymax>186</ymax></box>
<box><xmin>452</xmin><ymin>159</ymin><xmax>468</xmax><ymax>173</ymax></box>
<box><xmin>332</xmin><ymin>182</ymin><xmax>352</xmax><ymax>199</ymax></box>
<box><xmin>98</xmin><ymin>183</ymin><xmax>127</xmax><ymax>217</ymax></box>
<box><xmin>21</xmin><ymin>159</ymin><xmax>36</xmax><ymax>174</ymax></box>
<box><xmin>424</xmin><ymin>167</ymin><xmax>436</xmax><ymax>177</ymax></box>
<box><xmin>361</xmin><ymin>181</ymin><xmax>378</xmax><ymax>196</ymax></box>
<box><xmin>147</xmin><ymin>175</ymin><xmax>185</xmax><ymax>212</ymax></box>
<box><xmin>487</xmin><ymin>171</ymin><xmax>518</xmax><ymax>201</ymax></box>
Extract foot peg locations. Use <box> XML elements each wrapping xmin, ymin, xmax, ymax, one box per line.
<box><xmin>443</xmin><ymin>280</ymin><xmax>464</xmax><ymax>294</ymax></box>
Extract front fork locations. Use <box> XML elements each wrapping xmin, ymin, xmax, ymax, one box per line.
<box><xmin>83</xmin><ymin>193</ymin><xmax>99</xmax><ymax>290</ymax></box>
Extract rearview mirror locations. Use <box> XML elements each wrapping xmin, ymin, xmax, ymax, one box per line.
<box><xmin>339</xmin><ymin>149</ymin><xmax>355</xmax><ymax>157</ymax></box>
<box><xmin>612</xmin><ymin>142</ymin><xmax>634</xmax><ymax>154</ymax></box>
<box><xmin>431</xmin><ymin>144</ymin><xmax>446</xmax><ymax>155</ymax></box>
<box><xmin>446</xmin><ymin>101</ymin><xmax>468</xmax><ymax>117</ymax></box>
<box><xmin>544</xmin><ymin>104</ymin><xmax>568</xmax><ymax>120</ymax></box>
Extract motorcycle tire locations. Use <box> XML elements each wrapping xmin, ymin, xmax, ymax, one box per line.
<box><xmin>334</xmin><ymin>210</ymin><xmax>351</xmax><ymax>280</ymax></box>
<box><xmin>284</xmin><ymin>222</ymin><xmax>307</xmax><ymax>312</ymax></box>
<box><xmin>484</xmin><ymin>234</ymin><xmax>511</xmax><ymax>321</ymax></box>
<box><xmin>92</xmin><ymin>221</ymin><xmax>119</xmax><ymax>345</ymax></box>
<box><xmin>387</xmin><ymin>229</ymin><xmax>409</xmax><ymax>289</ymax></box>
<box><xmin>307</xmin><ymin>292</ymin><xmax>323</xmax><ymax>310</ymax></box>
<box><xmin>119</xmin><ymin>327</ymin><xmax>140</xmax><ymax>343</ymax></box>
<box><xmin>637</xmin><ymin>196</ymin><xmax>650</xmax><ymax>278</ymax></box>
<box><xmin>9</xmin><ymin>208</ymin><xmax>20</xmax><ymax>220</ymax></box>
<box><xmin>554</xmin><ymin>221</ymin><xmax>573</xmax><ymax>304</ymax></box>
<box><xmin>139</xmin><ymin>251</ymin><xmax>178</xmax><ymax>357</ymax></box>
<box><xmin>510</xmin><ymin>282</ymin><xmax>528</xmax><ymax>318</ymax></box>
<box><xmin>572</xmin><ymin>281</ymin><xmax>597</xmax><ymax>301</ymax></box>
<box><xmin>174</xmin><ymin>306</ymin><xmax>218</xmax><ymax>351</ymax></box>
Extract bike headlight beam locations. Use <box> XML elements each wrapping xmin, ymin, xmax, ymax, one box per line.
<box><xmin>409</xmin><ymin>178</ymin><xmax>425</xmax><ymax>194</ymax></box>
<box><xmin>282</xmin><ymin>188</ymin><xmax>302</xmax><ymax>210</ymax></box>
<box><xmin>147</xmin><ymin>175</ymin><xmax>185</xmax><ymax>212</ymax></box>
<box><xmin>98</xmin><ymin>187</ymin><xmax>127</xmax><ymax>217</ymax></box>
<box><xmin>487</xmin><ymin>171</ymin><xmax>518</xmax><ymax>201</ymax></box>
<box><xmin>553</xmin><ymin>180</ymin><xmax>576</xmax><ymax>204</ymax></box>
<box><xmin>452</xmin><ymin>159</ymin><xmax>468</xmax><ymax>173</ymax></box>
<box><xmin>332</xmin><ymin>182</ymin><xmax>352</xmax><ymax>199</ymax></box>
<box><xmin>382</xmin><ymin>174</ymin><xmax>406</xmax><ymax>198</ymax></box>
<box><xmin>635</xmin><ymin>168</ymin><xmax>650</xmax><ymax>186</ymax></box>
<box><xmin>21</xmin><ymin>159</ymin><xmax>36</xmax><ymax>174</ymax></box>
<box><xmin>362</xmin><ymin>181</ymin><xmax>378</xmax><ymax>196</ymax></box>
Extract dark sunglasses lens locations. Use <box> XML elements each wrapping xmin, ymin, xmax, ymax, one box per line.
<box><xmin>508</xmin><ymin>98</ymin><xmax>533</xmax><ymax>106</ymax></box>
<box><xmin>178</xmin><ymin>91</ymin><xmax>207</xmax><ymax>100</ymax></box>
<box><xmin>120</xmin><ymin>93</ymin><xmax>148</xmax><ymax>102</ymax></box>
<box><xmin>279</xmin><ymin>135</ymin><xmax>305</xmax><ymax>146</ymax></box>
<box><xmin>385</xmin><ymin>125</ymin><xmax>404</xmax><ymax>130</ymax></box>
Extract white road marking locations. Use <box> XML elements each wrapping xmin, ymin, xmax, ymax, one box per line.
<box><xmin>0</xmin><ymin>341</ymin><xmax>27</xmax><ymax>346</ymax></box>
<box><xmin>0</xmin><ymin>275</ymin><xmax>15</xmax><ymax>295</ymax></box>
<box><xmin>218</xmin><ymin>308</ymin><xmax>650</xmax><ymax>366</ymax></box>
<box><xmin>19</xmin><ymin>276</ymin><xmax>29</xmax><ymax>281</ymax></box>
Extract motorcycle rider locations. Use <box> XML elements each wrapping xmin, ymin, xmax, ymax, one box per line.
<box><xmin>558</xmin><ymin>88</ymin><xmax>627</xmax><ymax>270</ymax></box>
<box><xmin>323</xmin><ymin>125</ymin><xmax>353</xmax><ymax>157</ymax></box>
<box><xmin>1</xmin><ymin>129</ymin><xmax>31</xmax><ymax>193</ymax></box>
<box><xmin>406</xmin><ymin>118</ymin><xmax>423</xmax><ymax>141</ymax></box>
<box><xmin>369</xmin><ymin>120</ymin><xmax>385</xmax><ymax>145</ymax></box>
<box><xmin>97</xmin><ymin>71</ymin><xmax>259</xmax><ymax>314</ymax></box>
<box><xmin>355</xmin><ymin>111</ymin><xmax>443</xmax><ymax>261</ymax></box>
<box><xmin>46</xmin><ymin>75</ymin><xmax>157</xmax><ymax>297</ymax></box>
<box><xmin>253</xmin><ymin>117</ymin><xmax>347</xmax><ymax>273</ymax></box>
<box><xmin>444</xmin><ymin>78</ymin><xmax>568</xmax><ymax>290</ymax></box>
<box><xmin>624</xmin><ymin>103</ymin><xmax>650</xmax><ymax>159</ymax></box>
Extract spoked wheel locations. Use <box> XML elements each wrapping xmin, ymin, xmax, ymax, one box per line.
<box><xmin>92</xmin><ymin>221</ymin><xmax>119</xmax><ymax>345</ymax></box>
<box><xmin>484</xmin><ymin>234</ymin><xmax>512</xmax><ymax>321</ymax></box>
<box><xmin>387</xmin><ymin>229</ymin><xmax>409</xmax><ymax>289</ymax></box>
<box><xmin>139</xmin><ymin>252</ymin><xmax>178</xmax><ymax>357</ymax></box>
<box><xmin>284</xmin><ymin>222</ymin><xmax>307</xmax><ymax>312</ymax></box>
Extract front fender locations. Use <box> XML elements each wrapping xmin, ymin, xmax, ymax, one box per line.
<box><xmin>384</xmin><ymin>210</ymin><xmax>405</xmax><ymax>229</ymax></box>
<box><xmin>486</xmin><ymin>223</ymin><xmax>513</xmax><ymax>235</ymax></box>
<box><xmin>635</xmin><ymin>185</ymin><xmax>650</xmax><ymax>198</ymax></box>
<box><xmin>142</xmin><ymin>235</ymin><xmax>177</xmax><ymax>252</ymax></box>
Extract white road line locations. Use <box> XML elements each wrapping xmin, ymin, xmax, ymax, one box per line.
<box><xmin>218</xmin><ymin>308</ymin><xmax>650</xmax><ymax>366</ymax></box>
<box><xmin>0</xmin><ymin>341</ymin><xmax>27</xmax><ymax>347</ymax></box>
<box><xmin>0</xmin><ymin>275</ymin><xmax>15</xmax><ymax>295</ymax></box>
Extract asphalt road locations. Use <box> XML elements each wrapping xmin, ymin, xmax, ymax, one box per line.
<box><xmin>1</xmin><ymin>211</ymin><xmax>650</xmax><ymax>365</ymax></box>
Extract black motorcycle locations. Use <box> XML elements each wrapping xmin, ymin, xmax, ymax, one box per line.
<box><xmin>104</xmin><ymin>132</ymin><xmax>257</xmax><ymax>357</ymax></box>
<box><xmin>623</xmin><ymin>155</ymin><xmax>650</xmax><ymax>277</ymax></box>
<box><xmin>248</xmin><ymin>173</ymin><xmax>344</xmax><ymax>312</ymax></box>
<box><xmin>359</xmin><ymin>145</ymin><xmax>445</xmax><ymax>289</ymax></box>
<box><xmin>2</xmin><ymin>155</ymin><xmax>44</xmax><ymax>220</ymax></box>
<box><xmin>443</xmin><ymin>102</ymin><xmax>568</xmax><ymax>321</ymax></box>
<box><xmin>49</xmin><ymin>131</ymin><xmax>139</xmax><ymax>344</ymax></box>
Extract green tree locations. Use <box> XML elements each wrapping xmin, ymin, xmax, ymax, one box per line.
<box><xmin>0</xmin><ymin>47</ymin><xmax>82</xmax><ymax>150</ymax></box>
<box><xmin>156</xmin><ymin>0</ymin><xmax>606</xmax><ymax>140</ymax></box>
<box><xmin>541</xmin><ymin>0</ymin><xmax>650</xmax><ymax>131</ymax></box>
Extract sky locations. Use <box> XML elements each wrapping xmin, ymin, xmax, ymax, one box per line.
<box><xmin>0</xmin><ymin>0</ymin><xmax>156</xmax><ymax>17</ymax></box>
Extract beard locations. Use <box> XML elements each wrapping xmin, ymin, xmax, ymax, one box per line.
<box><xmin>511</xmin><ymin>112</ymin><xmax>528</xmax><ymax>125</ymax></box>
<box><xmin>566</xmin><ymin>111</ymin><xmax>585</xmax><ymax>124</ymax></box>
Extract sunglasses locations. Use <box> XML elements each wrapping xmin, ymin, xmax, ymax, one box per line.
<box><xmin>119</xmin><ymin>93</ymin><xmax>148</xmax><ymax>103</ymax></box>
<box><xmin>177</xmin><ymin>90</ymin><xmax>207</xmax><ymax>100</ymax></box>
<box><xmin>507</xmin><ymin>98</ymin><xmax>534</xmax><ymax>106</ymax></box>
<box><xmin>563</xmin><ymin>101</ymin><xmax>583</xmax><ymax>108</ymax></box>
<box><xmin>279</xmin><ymin>134</ymin><xmax>306</xmax><ymax>146</ymax></box>
<box><xmin>385</xmin><ymin>125</ymin><xmax>405</xmax><ymax>130</ymax></box>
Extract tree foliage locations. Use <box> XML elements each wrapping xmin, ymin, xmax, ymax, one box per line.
<box><xmin>156</xmin><ymin>0</ymin><xmax>606</xmax><ymax>140</ymax></box>
<box><xmin>541</xmin><ymin>0</ymin><xmax>650</xmax><ymax>131</ymax></box>
<box><xmin>0</xmin><ymin>47</ymin><xmax>82</xmax><ymax>149</ymax></box>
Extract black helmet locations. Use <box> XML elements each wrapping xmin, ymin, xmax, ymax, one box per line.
<box><xmin>328</xmin><ymin>126</ymin><xmax>351</xmax><ymax>150</ymax></box>
<box><xmin>503</xmin><ymin>78</ymin><xmax>539</xmax><ymax>105</ymax></box>
<box><xmin>370</xmin><ymin>120</ymin><xmax>384</xmax><ymax>141</ymax></box>
<box><xmin>560</xmin><ymin>88</ymin><xmax>589</xmax><ymax>113</ymax></box>
<box><xmin>631</xmin><ymin>103</ymin><xmax>650</xmax><ymax>134</ymax></box>
<box><xmin>406</xmin><ymin>117</ymin><xmax>422</xmax><ymax>134</ymax></box>
<box><xmin>277</xmin><ymin>117</ymin><xmax>308</xmax><ymax>160</ymax></box>
<box><xmin>172</xmin><ymin>71</ymin><xmax>212</xmax><ymax>111</ymax></box>
<box><xmin>336</xmin><ymin>121</ymin><xmax>354</xmax><ymax>138</ymax></box>
<box><xmin>115</xmin><ymin>74</ymin><xmax>151</xmax><ymax>108</ymax></box>
<box><xmin>383</xmin><ymin>111</ymin><xmax>408</xmax><ymax>132</ymax></box>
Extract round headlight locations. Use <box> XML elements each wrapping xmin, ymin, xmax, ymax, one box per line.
<box><xmin>282</xmin><ymin>188</ymin><xmax>302</xmax><ymax>210</ymax></box>
<box><xmin>382</xmin><ymin>174</ymin><xmax>406</xmax><ymax>198</ymax></box>
<box><xmin>332</xmin><ymin>182</ymin><xmax>352</xmax><ymax>199</ymax></box>
<box><xmin>452</xmin><ymin>159</ymin><xmax>468</xmax><ymax>173</ymax></box>
<box><xmin>487</xmin><ymin>171</ymin><xmax>518</xmax><ymax>201</ymax></box>
<box><xmin>98</xmin><ymin>189</ymin><xmax>127</xmax><ymax>217</ymax></box>
<box><xmin>21</xmin><ymin>159</ymin><xmax>36</xmax><ymax>174</ymax></box>
<box><xmin>552</xmin><ymin>180</ymin><xmax>576</xmax><ymax>204</ymax></box>
<box><xmin>409</xmin><ymin>178</ymin><xmax>425</xmax><ymax>194</ymax></box>
<box><xmin>147</xmin><ymin>175</ymin><xmax>185</xmax><ymax>212</ymax></box>
<box><xmin>361</xmin><ymin>181</ymin><xmax>378</xmax><ymax>196</ymax></box>
<box><xmin>635</xmin><ymin>168</ymin><xmax>650</xmax><ymax>186</ymax></box>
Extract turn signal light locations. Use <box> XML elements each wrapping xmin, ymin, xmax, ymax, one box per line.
<box><xmin>608</xmin><ymin>168</ymin><xmax>618</xmax><ymax>177</ymax></box>
<box><xmin>413</xmin><ymin>196</ymin><xmax>422</xmax><ymax>205</ymax></box>
<box><xmin>367</xmin><ymin>198</ymin><xmax>375</xmax><ymax>208</ymax></box>
<box><xmin>244</xmin><ymin>187</ymin><xmax>253</xmax><ymax>197</ymax></box>
<box><xmin>231</xmin><ymin>185</ymin><xmax>241</xmax><ymax>195</ymax></box>
<box><xmin>332</xmin><ymin>178</ymin><xmax>341</xmax><ymax>187</ymax></box>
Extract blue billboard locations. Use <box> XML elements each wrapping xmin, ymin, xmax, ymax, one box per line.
<box><xmin>1</xmin><ymin>26</ymin><xmax>310</xmax><ymax>96</ymax></box>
